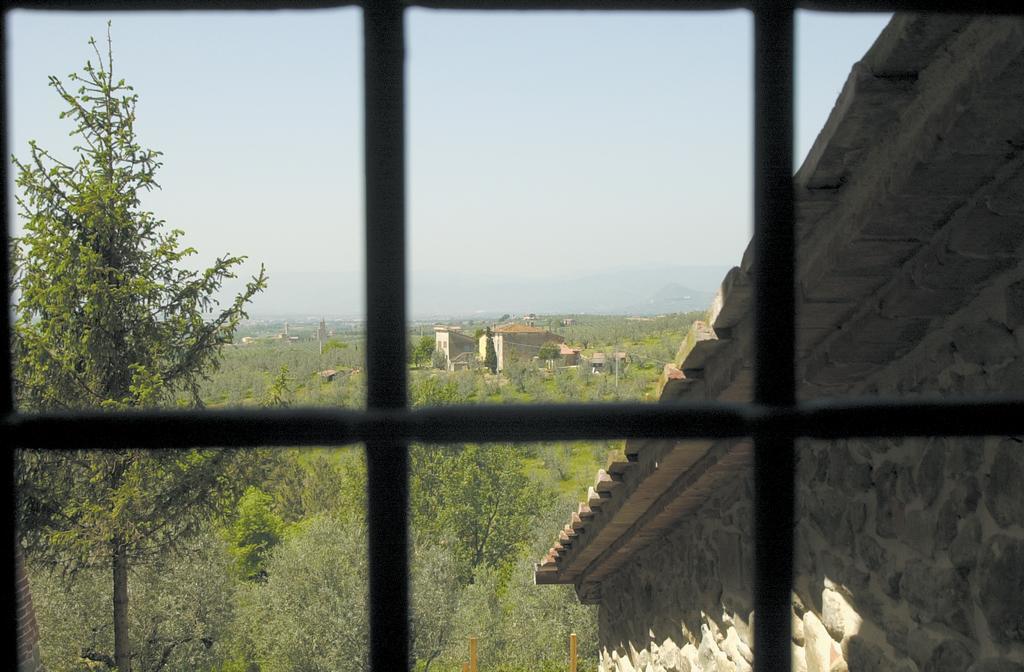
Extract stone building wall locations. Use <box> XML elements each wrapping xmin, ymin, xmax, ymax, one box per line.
<box><xmin>597</xmin><ymin>473</ymin><xmax>755</xmax><ymax>672</ymax></box>
<box><xmin>595</xmin><ymin>273</ymin><xmax>1024</xmax><ymax>671</ymax></box>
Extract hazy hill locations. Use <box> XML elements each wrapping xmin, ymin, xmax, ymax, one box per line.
<box><xmin>220</xmin><ymin>265</ymin><xmax>732</xmax><ymax>320</ymax></box>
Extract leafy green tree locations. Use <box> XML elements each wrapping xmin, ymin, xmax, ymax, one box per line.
<box><xmin>410</xmin><ymin>534</ymin><xmax>463</xmax><ymax>672</ymax></box>
<box><xmin>484</xmin><ymin>327</ymin><xmax>498</xmax><ymax>374</ymax></box>
<box><xmin>410</xmin><ymin>444</ymin><xmax>544</xmax><ymax>582</ymax></box>
<box><xmin>554</xmin><ymin>367</ymin><xmax>582</xmax><ymax>400</ymax></box>
<box><xmin>321</xmin><ymin>339</ymin><xmax>349</xmax><ymax>354</ymax></box>
<box><xmin>537</xmin><ymin>341</ymin><xmax>561</xmax><ymax>364</ymax></box>
<box><xmin>452</xmin><ymin>369</ymin><xmax>477</xmax><ymax>399</ymax></box>
<box><xmin>431</xmin><ymin>347</ymin><xmax>449</xmax><ymax>370</ymax></box>
<box><xmin>493</xmin><ymin>498</ymin><xmax>599</xmax><ymax>672</ymax></box>
<box><xmin>439</xmin><ymin>496</ymin><xmax>598</xmax><ymax>672</ymax></box>
<box><xmin>411</xmin><ymin>375</ymin><xmax>462</xmax><ymax>407</ymax></box>
<box><xmin>262</xmin><ymin>365</ymin><xmax>292</xmax><ymax>407</ymax></box>
<box><xmin>447</xmin><ymin>563</ymin><xmax>597</xmax><ymax>672</ymax></box>
<box><xmin>411</xmin><ymin>335</ymin><xmax>436</xmax><ymax>368</ymax></box>
<box><xmin>238</xmin><ymin>513</ymin><xmax>368</xmax><ymax>672</ymax></box>
<box><xmin>229</xmin><ymin>487</ymin><xmax>284</xmax><ymax>582</ymax></box>
<box><xmin>503</xmin><ymin>358</ymin><xmax>537</xmax><ymax>394</ymax></box>
<box><xmin>11</xmin><ymin>31</ymin><xmax>265</xmax><ymax>672</ymax></box>
<box><xmin>262</xmin><ymin>448</ymin><xmax>366</xmax><ymax>524</ymax></box>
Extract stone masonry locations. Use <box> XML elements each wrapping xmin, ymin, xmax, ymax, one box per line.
<box><xmin>591</xmin><ymin>265</ymin><xmax>1024</xmax><ymax>672</ymax></box>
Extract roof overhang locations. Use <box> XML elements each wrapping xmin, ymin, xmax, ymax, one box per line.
<box><xmin>536</xmin><ymin>12</ymin><xmax>1024</xmax><ymax>595</ymax></box>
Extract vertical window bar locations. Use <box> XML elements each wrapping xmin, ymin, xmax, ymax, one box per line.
<box><xmin>0</xmin><ymin>9</ymin><xmax>19</xmax><ymax>672</ymax></box>
<box><xmin>364</xmin><ymin>1</ymin><xmax>410</xmax><ymax>671</ymax></box>
<box><xmin>752</xmin><ymin>2</ymin><xmax>795</xmax><ymax>672</ymax></box>
<box><xmin>0</xmin><ymin>13</ymin><xmax>9</xmax><ymax>417</ymax></box>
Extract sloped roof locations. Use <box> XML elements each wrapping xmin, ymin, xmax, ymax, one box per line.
<box><xmin>536</xmin><ymin>13</ymin><xmax>1024</xmax><ymax>597</ymax></box>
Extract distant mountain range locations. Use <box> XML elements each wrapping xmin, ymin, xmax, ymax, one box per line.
<box><xmin>218</xmin><ymin>264</ymin><xmax>733</xmax><ymax>320</ymax></box>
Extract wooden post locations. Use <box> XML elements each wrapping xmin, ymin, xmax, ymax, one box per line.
<box><xmin>569</xmin><ymin>632</ymin><xmax>577</xmax><ymax>672</ymax></box>
<box><xmin>470</xmin><ymin>636</ymin><xmax>478</xmax><ymax>672</ymax></box>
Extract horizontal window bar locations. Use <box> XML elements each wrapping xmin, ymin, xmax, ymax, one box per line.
<box><xmin>415</xmin><ymin>0</ymin><xmax>1023</xmax><ymax>11</ymax></box>
<box><xmin>6</xmin><ymin>0</ymin><xmax>358</xmax><ymax>8</ymax></box>
<box><xmin>798</xmin><ymin>398</ymin><xmax>1024</xmax><ymax>438</ymax></box>
<box><xmin>7</xmin><ymin>397</ymin><xmax>1024</xmax><ymax>449</ymax></box>
<box><xmin>410</xmin><ymin>0</ymin><xmax>747</xmax><ymax>8</ymax></box>
<box><xmin>800</xmin><ymin>0</ymin><xmax>1023</xmax><ymax>11</ymax></box>
<box><xmin>4</xmin><ymin>0</ymin><xmax>359</xmax><ymax>8</ymax></box>
<box><xmin>5</xmin><ymin>0</ymin><xmax>1024</xmax><ymax>12</ymax></box>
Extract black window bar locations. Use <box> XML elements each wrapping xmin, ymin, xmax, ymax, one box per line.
<box><xmin>4</xmin><ymin>1</ymin><xmax>1024</xmax><ymax>672</ymax></box>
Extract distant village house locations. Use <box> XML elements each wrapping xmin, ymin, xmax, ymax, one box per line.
<box><xmin>438</xmin><ymin>322</ymin><xmax>580</xmax><ymax>372</ymax></box>
<box><xmin>559</xmin><ymin>343</ymin><xmax>581</xmax><ymax>366</ymax></box>
<box><xmin>588</xmin><ymin>351</ymin><xmax>626</xmax><ymax>374</ymax></box>
<box><xmin>482</xmin><ymin>323</ymin><xmax>564</xmax><ymax>372</ymax></box>
<box><xmin>434</xmin><ymin>326</ymin><xmax>478</xmax><ymax>372</ymax></box>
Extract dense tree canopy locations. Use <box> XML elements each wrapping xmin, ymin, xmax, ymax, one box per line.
<box><xmin>411</xmin><ymin>444</ymin><xmax>544</xmax><ymax>582</ymax></box>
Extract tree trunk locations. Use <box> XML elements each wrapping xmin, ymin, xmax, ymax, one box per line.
<box><xmin>113</xmin><ymin>541</ymin><xmax>131</xmax><ymax>672</ymax></box>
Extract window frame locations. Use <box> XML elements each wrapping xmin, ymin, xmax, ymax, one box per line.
<box><xmin>4</xmin><ymin>2</ymin><xmax>1024</xmax><ymax>671</ymax></box>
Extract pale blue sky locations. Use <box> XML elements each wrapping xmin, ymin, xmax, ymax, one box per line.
<box><xmin>6</xmin><ymin>9</ymin><xmax>890</xmax><ymax>315</ymax></box>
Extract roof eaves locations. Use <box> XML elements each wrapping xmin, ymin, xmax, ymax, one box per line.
<box><xmin>536</xmin><ymin>12</ymin><xmax>1024</xmax><ymax>590</ymax></box>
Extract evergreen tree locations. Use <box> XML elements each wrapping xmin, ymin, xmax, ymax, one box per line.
<box><xmin>11</xmin><ymin>29</ymin><xmax>266</xmax><ymax>672</ymax></box>
<box><xmin>229</xmin><ymin>487</ymin><xmax>284</xmax><ymax>582</ymax></box>
<box><xmin>484</xmin><ymin>327</ymin><xmax>498</xmax><ymax>374</ymax></box>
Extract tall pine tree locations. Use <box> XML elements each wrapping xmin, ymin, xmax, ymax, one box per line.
<box><xmin>11</xmin><ymin>29</ymin><xmax>266</xmax><ymax>672</ymax></box>
<box><xmin>484</xmin><ymin>327</ymin><xmax>498</xmax><ymax>374</ymax></box>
